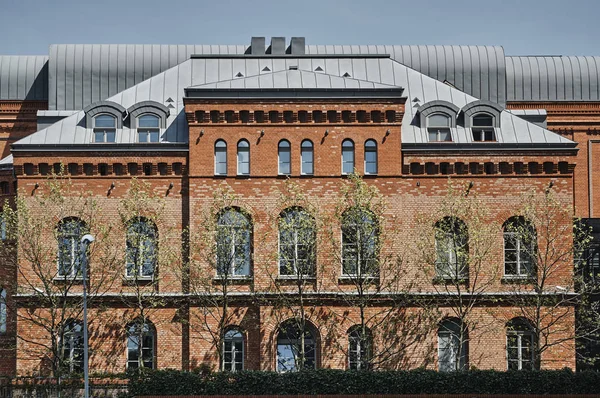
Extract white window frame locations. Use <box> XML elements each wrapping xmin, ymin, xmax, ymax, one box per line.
<box><xmin>137</xmin><ymin>114</ymin><xmax>161</xmax><ymax>143</ymax></box>
<box><xmin>237</xmin><ymin>140</ymin><xmax>250</xmax><ymax>176</ymax></box>
<box><xmin>57</xmin><ymin>219</ymin><xmax>85</xmax><ymax>278</ymax></box>
<box><xmin>507</xmin><ymin>325</ymin><xmax>535</xmax><ymax>370</ymax></box>
<box><xmin>341</xmin><ymin>139</ymin><xmax>355</xmax><ymax>175</ymax></box>
<box><xmin>348</xmin><ymin>328</ymin><xmax>371</xmax><ymax>370</ymax></box>
<box><xmin>278</xmin><ymin>209</ymin><xmax>315</xmax><ymax>276</ymax></box>
<box><xmin>93</xmin><ymin>114</ymin><xmax>117</xmax><ymax>143</ymax></box>
<box><xmin>222</xmin><ymin>329</ymin><xmax>244</xmax><ymax>372</ymax></box>
<box><xmin>276</xmin><ymin>323</ymin><xmax>316</xmax><ymax>373</ymax></box>
<box><xmin>300</xmin><ymin>140</ymin><xmax>314</xmax><ymax>175</ymax></box>
<box><xmin>471</xmin><ymin>113</ymin><xmax>496</xmax><ymax>142</ymax></box>
<box><xmin>0</xmin><ymin>289</ymin><xmax>6</xmax><ymax>334</ymax></box>
<box><xmin>435</xmin><ymin>218</ymin><xmax>468</xmax><ymax>279</ymax></box>
<box><xmin>341</xmin><ymin>209</ymin><xmax>378</xmax><ymax>277</ymax></box>
<box><xmin>278</xmin><ymin>140</ymin><xmax>291</xmax><ymax>175</ymax></box>
<box><xmin>127</xmin><ymin>322</ymin><xmax>155</xmax><ymax>370</ymax></box>
<box><xmin>438</xmin><ymin>320</ymin><xmax>467</xmax><ymax>372</ymax></box>
<box><xmin>503</xmin><ymin>219</ymin><xmax>536</xmax><ymax>278</ymax></box>
<box><xmin>217</xmin><ymin>210</ymin><xmax>251</xmax><ymax>277</ymax></box>
<box><xmin>364</xmin><ymin>139</ymin><xmax>377</xmax><ymax>175</ymax></box>
<box><xmin>61</xmin><ymin>321</ymin><xmax>83</xmax><ymax>373</ymax></box>
<box><xmin>427</xmin><ymin>113</ymin><xmax>453</xmax><ymax>142</ymax></box>
<box><xmin>125</xmin><ymin>219</ymin><xmax>157</xmax><ymax>280</ymax></box>
<box><xmin>214</xmin><ymin>140</ymin><xmax>228</xmax><ymax>176</ymax></box>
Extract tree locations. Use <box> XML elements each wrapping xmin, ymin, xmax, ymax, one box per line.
<box><xmin>412</xmin><ymin>183</ymin><xmax>501</xmax><ymax>370</ymax></box>
<box><xmin>0</xmin><ymin>171</ymin><xmax>119</xmax><ymax>380</ymax></box>
<box><xmin>326</xmin><ymin>174</ymin><xmax>437</xmax><ymax>370</ymax></box>
<box><xmin>502</xmin><ymin>187</ymin><xmax>596</xmax><ymax>370</ymax></box>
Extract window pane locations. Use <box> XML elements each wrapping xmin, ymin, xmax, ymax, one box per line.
<box><xmin>342</xmin><ymin>148</ymin><xmax>354</xmax><ymax>174</ymax></box>
<box><xmin>439</xmin><ymin>130</ymin><xmax>452</xmax><ymax>141</ymax></box>
<box><xmin>139</xmin><ymin>115</ymin><xmax>160</xmax><ymax>128</ymax></box>
<box><xmin>95</xmin><ymin>131</ymin><xmax>105</xmax><ymax>143</ymax></box>
<box><xmin>95</xmin><ymin>115</ymin><xmax>116</xmax><ymax>128</ymax></box>
<box><xmin>138</xmin><ymin>131</ymin><xmax>148</xmax><ymax>143</ymax></box>
<box><xmin>428</xmin><ymin>114</ymin><xmax>450</xmax><ymax>127</ymax></box>
<box><xmin>106</xmin><ymin>131</ymin><xmax>116</xmax><ymax>142</ymax></box>
<box><xmin>472</xmin><ymin>114</ymin><xmax>493</xmax><ymax>127</ymax></box>
<box><xmin>149</xmin><ymin>131</ymin><xmax>159</xmax><ymax>143</ymax></box>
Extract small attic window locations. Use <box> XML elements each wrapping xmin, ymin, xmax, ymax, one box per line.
<box><xmin>93</xmin><ymin>114</ymin><xmax>116</xmax><ymax>143</ymax></box>
<box><xmin>312</xmin><ymin>111</ymin><xmax>323</xmax><ymax>123</ymax></box>
<box><xmin>298</xmin><ymin>111</ymin><xmax>309</xmax><ymax>123</ymax></box>
<box><xmin>254</xmin><ymin>111</ymin><xmax>265</xmax><ymax>123</ymax></box>
<box><xmin>240</xmin><ymin>111</ymin><xmax>250</xmax><ymax>123</ymax></box>
<box><xmin>225</xmin><ymin>111</ymin><xmax>235</xmax><ymax>123</ymax></box>
<box><xmin>427</xmin><ymin>114</ymin><xmax>452</xmax><ymax>142</ymax></box>
<box><xmin>371</xmin><ymin>111</ymin><xmax>382</xmax><ymax>123</ymax></box>
<box><xmin>472</xmin><ymin>114</ymin><xmax>496</xmax><ymax>142</ymax></box>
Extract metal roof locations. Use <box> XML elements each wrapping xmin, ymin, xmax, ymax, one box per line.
<box><xmin>15</xmin><ymin>56</ymin><xmax>572</xmax><ymax>148</ymax></box>
<box><xmin>0</xmin><ymin>56</ymin><xmax>48</xmax><ymax>101</ymax></box>
<box><xmin>47</xmin><ymin>44</ymin><xmax>507</xmax><ymax>110</ymax></box>
<box><xmin>506</xmin><ymin>56</ymin><xmax>600</xmax><ymax>101</ymax></box>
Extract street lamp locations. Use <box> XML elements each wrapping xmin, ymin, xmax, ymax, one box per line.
<box><xmin>80</xmin><ymin>234</ymin><xmax>94</xmax><ymax>398</ymax></box>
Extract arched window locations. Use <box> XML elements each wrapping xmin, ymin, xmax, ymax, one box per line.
<box><xmin>364</xmin><ymin>139</ymin><xmax>377</xmax><ymax>175</ymax></box>
<box><xmin>57</xmin><ymin>218</ymin><xmax>87</xmax><ymax>278</ymax></box>
<box><xmin>215</xmin><ymin>140</ymin><xmax>227</xmax><ymax>176</ymax></box>
<box><xmin>126</xmin><ymin>218</ymin><xmax>157</xmax><ymax>279</ymax></box>
<box><xmin>279</xmin><ymin>208</ymin><xmax>316</xmax><ymax>276</ymax></box>
<box><xmin>301</xmin><ymin>140</ymin><xmax>314</xmax><ymax>175</ymax></box>
<box><xmin>127</xmin><ymin>321</ymin><xmax>155</xmax><ymax>369</ymax></box>
<box><xmin>438</xmin><ymin>318</ymin><xmax>468</xmax><ymax>371</ymax></box>
<box><xmin>341</xmin><ymin>207</ymin><xmax>379</xmax><ymax>276</ymax></box>
<box><xmin>348</xmin><ymin>326</ymin><xmax>372</xmax><ymax>370</ymax></box>
<box><xmin>237</xmin><ymin>140</ymin><xmax>250</xmax><ymax>175</ymax></box>
<box><xmin>223</xmin><ymin>329</ymin><xmax>244</xmax><ymax>372</ymax></box>
<box><xmin>504</xmin><ymin>217</ymin><xmax>536</xmax><ymax>278</ymax></box>
<box><xmin>427</xmin><ymin>114</ymin><xmax>452</xmax><ymax>142</ymax></box>
<box><xmin>137</xmin><ymin>114</ymin><xmax>160</xmax><ymax>143</ymax></box>
<box><xmin>93</xmin><ymin>114</ymin><xmax>117</xmax><ymax>143</ymax></box>
<box><xmin>0</xmin><ymin>288</ymin><xmax>6</xmax><ymax>334</ymax></box>
<box><xmin>435</xmin><ymin>217</ymin><xmax>468</xmax><ymax>279</ymax></box>
<box><xmin>341</xmin><ymin>139</ymin><xmax>355</xmax><ymax>175</ymax></box>
<box><xmin>60</xmin><ymin>320</ymin><xmax>83</xmax><ymax>373</ymax></box>
<box><xmin>217</xmin><ymin>208</ymin><xmax>251</xmax><ymax>276</ymax></box>
<box><xmin>507</xmin><ymin>318</ymin><xmax>537</xmax><ymax>370</ymax></box>
<box><xmin>277</xmin><ymin>320</ymin><xmax>317</xmax><ymax>372</ymax></box>
<box><xmin>471</xmin><ymin>113</ymin><xmax>496</xmax><ymax>142</ymax></box>
<box><xmin>278</xmin><ymin>140</ymin><xmax>291</xmax><ymax>175</ymax></box>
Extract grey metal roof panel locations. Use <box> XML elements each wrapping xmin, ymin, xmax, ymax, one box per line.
<box><xmin>0</xmin><ymin>56</ymin><xmax>48</xmax><ymax>100</ymax></box>
<box><xmin>507</xmin><ymin>56</ymin><xmax>600</xmax><ymax>101</ymax></box>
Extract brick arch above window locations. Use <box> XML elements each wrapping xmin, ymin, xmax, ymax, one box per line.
<box><xmin>417</xmin><ymin>100</ymin><xmax>460</xmax><ymax>128</ymax></box>
<box><xmin>461</xmin><ymin>100</ymin><xmax>504</xmax><ymax>128</ymax></box>
<box><xmin>127</xmin><ymin>101</ymin><xmax>171</xmax><ymax>128</ymax></box>
<box><xmin>83</xmin><ymin>100</ymin><xmax>126</xmax><ymax>129</ymax></box>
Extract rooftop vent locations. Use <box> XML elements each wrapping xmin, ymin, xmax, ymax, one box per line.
<box><xmin>289</xmin><ymin>37</ymin><xmax>306</xmax><ymax>55</ymax></box>
<box><xmin>270</xmin><ymin>37</ymin><xmax>286</xmax><ymax>54</ymax></box>
<box><xmin>251</xmin><ymin>37</ymin><xmax>266</xmax><ymax>55</ymax></box>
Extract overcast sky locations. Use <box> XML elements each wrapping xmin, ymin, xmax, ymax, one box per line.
<box><xmin>0</xmin><ymin>0</ymin><xmax>597</xmax><ymax>56</ymax></box>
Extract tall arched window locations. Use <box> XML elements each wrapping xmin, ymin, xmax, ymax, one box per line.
<box><xmin>215</xmin><ymin>140</ymin><xmax>227</xmax><ymax>176</ymax></box>
<box><xmin>364</xmin><ymin>139</ymin><xmax>377</xmax><ymax>175</ymax></box>
<box><xmin>504</xmin><ymin>217</ymin><xmax>536</xmax><ymax>278</ymax></box>
<box><xmin>277</xmin><ymin>320</ymin><xmax>317</xmax><ymax>372</ymax></box>
<box><xmin>237</xmin><ymin>140</ymin><xmax>250</xmax><ymax>175</ymax></box>
<box><xmin>93</xmin><ymin>114</ymin><xmax>116</xmax><ymax>143</ymax></box>
<box><xmin>434</xmin><ymin>217</ymin><xmax>468</xmax><ymax>279</ymax></box>
<box><xmin>427</xmin><ymin>114</ymin><xmax>452</xmax><ymax>142</ymax></box>
<box><xmin>223</xmin><ymin>329</ymin><xmax>244</xmax><ymax>372</ymax></box>
<box><xmin>301</xmin><ymin>140</ymin><xmax>314</xmax><ymax>175</ymax></box>
<box><xmin>217</xmin><ymin>208</ymin><xmax>251</xmax><ymax>276</ymax></box>
<box><xmin>279</xmin><ymin>208</ymin><xmax>316</xmax><ymax>276</ymax></box>
<box><xmin>278</xmin><ymin>140</ymin><xmax>291</xmax><ymax>175</ymax></box>
<box><xmin>127</xmin><ymin>321</ymin><xmax>155</xmax><ymax>369</ymax></box>
<box><xmin>341</xmin><ymin>139</ymin><xmax>355</xmax><ymax>174</ymax></box>
<box><xmin>57</xmin><ymin>218</ymin><xmax>87</xmax><ymax>278</ymax></box>
<box><xmin>137</xmin><ymin>114</ymin><xmax>160</xmax><ymax>143</ymax></box>
<box><xmin>348</xmin><ymin>326</ymin><xmax>372</xmax><ymax>370</ymax></box>
<box><xmin>507</xmin><ymin>318</ymin><xmax>537</xmax><ymax>370</ymax></box>
<box><xmin>341</xmin><ymin>207</ymin><xmax>379</xmax><ymax>276</ymax></box>
<box><xmin>61</xmin><ymin>320</ymin><xmax>83</xmax><ymax>374</ymax></box>
<box><xmin>438</xmin><ymin>318</ymin><xmax>468</xmax><ymax>371</ymax></box>
<box><xmin>0</xmin><ymin>288</ymin><xmax>6</xmax><ymax>334</ymax></box>
<box><xmin>126</xmin><ymin>218</ymin><xmax>158</xmax><ymax>279</ymax></box>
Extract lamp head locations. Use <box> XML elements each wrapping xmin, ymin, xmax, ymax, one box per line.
<box><xmin>81</xmin><ymin>234</ymin><xmax>95</xmax><ymax>245</ymax></box>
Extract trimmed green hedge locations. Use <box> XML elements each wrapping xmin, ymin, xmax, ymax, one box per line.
<box><xmin>127</xmin><ymin>368</ymin><xmax>600</xmax><ymax>396</ymax></box>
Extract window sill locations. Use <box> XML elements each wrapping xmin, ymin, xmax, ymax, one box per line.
<box><xmin>432</xmin><ymin>276</ymin><xmax>469</xmax><ymax>285</ymax></box>
<box><xmin>122</xmin><ymin>276</ymin><xmax>155</xmax><ymax>285</ymax></box>
<box><xmin>276</xmin><ymin>275</ymin><xmax>316</xmax><ymax>281</ymax></box>
<box><xmin>53</xmin><ymin>276</ymin><xmax>85</xmax><ymax>283</ymax></box>
<box><xmin>212</xmin><ymin>275</ymin><xmax>252</xmax><ymax>285</ymax></box>
<box><xmin>338</xmin><ymin>275</ymin><xmax>379</xmax><ymax>284</ymax></box>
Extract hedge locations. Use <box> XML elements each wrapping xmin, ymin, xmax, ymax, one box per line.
<box><xmin>127</xmin><ymin>368</ymin><xmax>600</xmax><ymax>396</ymax></box>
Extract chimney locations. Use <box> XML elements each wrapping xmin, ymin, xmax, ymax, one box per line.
<box><xmin>270</xmin><ymin>37</ymin><xmax>286</xmax><ymax>55</ymax></box>
<box><xmin>289</xmin><ymin>37</ymin><xmax>306</xmax><ymax>55</ymax></box>
<box><xmin>250</xmin><ymin>37</ymin><xmax>265</xmax><ymax>55</ymax></box>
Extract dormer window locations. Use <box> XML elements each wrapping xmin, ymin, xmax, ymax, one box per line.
<box><xmin>427</xmin><ymin>114</ymin><xmax>452</xmax><ymax>142</ymax></box>
<box><xmin>471</xmin><ymin>114</ymin><xmax>496</xmax><ymax>142</ymax></box>
<box><xmin>93</xmin><ymin>115</ymin><xmax>116</xmax><ymax>143</ymax></box>
<box><xmin>137</xmin><ymin>114</ymin><xmax>160</xmax><ymax>143</ymax></box>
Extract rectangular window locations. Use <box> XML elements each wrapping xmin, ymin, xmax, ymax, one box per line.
<box><xmin>301</xmin><ymin>146</ymin><xmax>313</xmax><ymax>175</ymax></box>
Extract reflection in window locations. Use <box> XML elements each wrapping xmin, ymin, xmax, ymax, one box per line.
<box><xmin>279</xmin><ymin>208</ymin><xmax>316</xmax><ymax>276</ymax></box>
<box><xmin>57</xmin><ymin>218</ymin><xmax>86</xmax><ymax>278</ymax></box>
<box><xmin>277</xmin><ymin>321</ymin><xmax>316</xmax><ymax>372</ymax></box>
<box><xmin>438</xmin><ymin>318</ymin><xmax>468</xmax><ymax>371</ymax></box>
<box><xmin>237</xmin><ymin>140</ymin><xmax>250</xmax><ymax>175</ymax></box>
<box><xmin>435</xmin><ymin>217</ymin><xmax>468</xmax><ymax>279</ymax></box>
<box><xmin>127</xmin><ymin>322</ymin><xmax>155</xmax><ymax>369</ymax></box>
<box><xmin>507</xmin><ymin>318</ymin><xmax>536</xmax><ymax>370</ymax></box>
<box><xmin>427</xmin><ymin>114</ymin><xmax>452</xmax><ymax>142</ymax></box>
<box><xmin>342</xmin><ymin>140</ymin><xmax>355</xmax><ymax>175</ymax></box>
<box><xmin>61</xmin><ymin>320</ymin><xmax>83</xmax><ymax>373</ymax></box>
<box><xmin>503</xmin><ymin>217</ymin><xmax>536</xmax><ymax>278</ymax></box>
<box><xmin>138</xmin><ymin>114</ymin><xmax>160</xmax><ymax>143</ymax></box>
<box><xmin>278</xmin><ymin>140</ymin><xmax>291</xmax><ymax>175</ymax></box>
<box><xmin>215</xmin><ymin>140</ymin><xmax>227</xmax><ymax>175</ymax></box>
<box><xmin>364</xmin><ymin>140</ymin><xmax>377</xmax><ymax>175</ymax></box>
<box><xmin>348</xmin><ymin>326</ymin><xmax>372</xmax><ymax>370</ymax></box>
<box><xmin>341</xmin><ymin>208</ymin><xmax>378</xmax><ymax>276</ymax></box>
<box><xmin>126</xmin><ymin>218</ymin><xmax>157</xmax><ymax>279</ymax></box>
<box><xmin>471</xmin><ymin>113</ymin><xmax>496</xmax><ymax>142</ymax></box>
<box><xmin>223</xmin><ymin>329</ymin><xmax>244</xmax><ymax>372</ymax></box>
<box><xmin>93</xmin><ymin>114</ymin><xmax>116</xmax><ymax>143</ymax></box>
<box><xmin>217</xmin><ymin>209</ymin><xmax>251</xmax><ymax>277</ymax></box>
<box><xmin>0</xmin><ymin>289</ymin><xmax>6</xmax><ymax>334</ymax></box>
<box><xmin>301</xmin><ymin>140</ymin><xmax>314</xmax><ymax>175</ymax></box>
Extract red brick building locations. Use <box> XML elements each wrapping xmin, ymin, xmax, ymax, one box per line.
<box><xmin>0</xmin><ymin>37</ymin><xmax>598</xmax><ymax>376</ymax></box>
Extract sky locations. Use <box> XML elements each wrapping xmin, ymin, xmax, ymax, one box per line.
<box><xmin>0</xmin><ymin>0</ymin><xmax>597</xmax><ymax>56</ymax></box>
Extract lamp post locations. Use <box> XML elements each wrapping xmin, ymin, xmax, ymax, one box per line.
<box><xmin>80</xmin><ymin>234</ymin><xmax>94</xmax><ymax>398</ymax></box>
